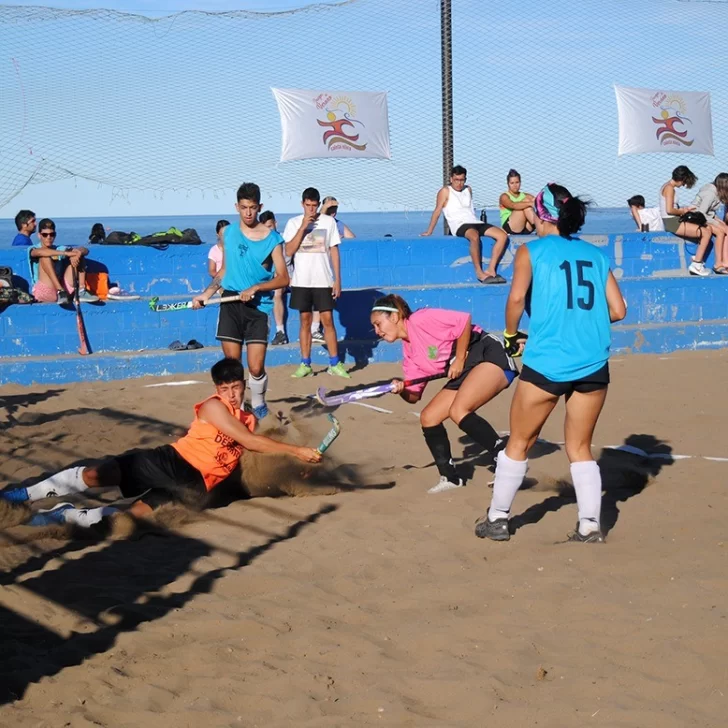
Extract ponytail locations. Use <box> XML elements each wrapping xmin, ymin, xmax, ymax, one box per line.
<box><xmin>557</xmin><ymin>196</ymin><xmax>588</xmax><ymax>237</ymax></box>
<box><xmin>371</xmin><ymin>293</ymin><xmax>412</xmax><ymax>319</ymax></box>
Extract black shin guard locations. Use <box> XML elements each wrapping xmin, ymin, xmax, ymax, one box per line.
<box><xmin>458</xmin><ymin>412</ymin><xmax>501</xmax><ymax>452</ymax></box>
<box><xmin>422</xmin><ymin>424</ymin><xmax>458</xmax><ymax>481</ymax></box>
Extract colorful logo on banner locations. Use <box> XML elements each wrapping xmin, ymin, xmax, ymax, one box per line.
<box><xmin>314</xmin><ymin>93</ymin><xmax>367</xmax><ymax>152</ymax></box>
<box><xmin>651</xmin><ymin>92</ymin><xmax>694</xmax><ymax>148</ymax></box>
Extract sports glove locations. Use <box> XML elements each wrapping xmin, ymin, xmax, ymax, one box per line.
<box><xmin>503</xmin><ymin>329</ymin><xmax>528</xmax><ymax>357</ymax></box>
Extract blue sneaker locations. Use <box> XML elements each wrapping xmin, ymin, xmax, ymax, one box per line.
<box><xmin>28</xmin><ymin>503</ymin><xmax>74</xmax><ymax>527</ymax></box>
<box><xmin>252</xmin><ymin>404</ymin><xmax>269</xmax><ymax>420</ymax></box>
<box><xmin>0</xmin><ymin>486</ymin><xmax>29</xmax><ymax>503</ymax></box>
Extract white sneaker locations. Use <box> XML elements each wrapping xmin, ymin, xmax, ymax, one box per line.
<box><xmin>688</xmin><ymin>261</ymin><xmax>710</xmax><ymax>277</ymax></box>
<box><xmin>427</xmin><ymin>476</ymin><xmax>465</xmax><ymax>494</ymax></box>
<box><xmin>311</xmin><ymin>330</ymin><xmax>326</xmax><ymax>345</ymax></box>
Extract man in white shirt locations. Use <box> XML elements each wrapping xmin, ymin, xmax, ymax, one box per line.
<box><xmin>283</xmin><ymin>187</ymin><xmax>350</xmax><ymax>379</ymax></box>
<box><xmin>421</xmin><ymin>165</ymin><xmax>508</xmax><ymax>284</ymax></box>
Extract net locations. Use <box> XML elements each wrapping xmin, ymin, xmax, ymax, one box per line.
<box><xmin>2</xmin><ymin>0</ymin><xmax>728</xmax><ymax>212</ymax></box>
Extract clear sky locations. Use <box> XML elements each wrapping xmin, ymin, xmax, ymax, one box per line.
<box><xmin>2</xmin><ymin>0</ymin><xmax>728</xmax><ymax>219</ymax></box>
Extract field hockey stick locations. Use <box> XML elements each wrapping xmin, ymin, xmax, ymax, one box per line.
<box><xmin>149</xmin><ymin>294</ymin><xmax>241</xmax><ymax>313</ymax></box>
<box><xmin>317</xmin><ymin>414</ymin><xmax>341</xmax><ymax>454</ymax></box>
<box><xmin>73</xmin><ymin>268</ymin><xmax>91</xmax><ymax>356</ymax></box>
<box><xmin>315</xmin><ymin>373</ymin><xmax>447</xmax><ymax>407</ymax></box>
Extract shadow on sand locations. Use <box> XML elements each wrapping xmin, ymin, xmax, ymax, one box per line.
<box><xmin>509</xmin><ymin>434</ymin><xmax>674</xmax><ymax>536</ymax></box>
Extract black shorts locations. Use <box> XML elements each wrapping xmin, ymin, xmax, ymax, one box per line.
<box><xmin>216</xmin><ymin>291</ymin><xmax>269</xmax><ymax>345</ymax></box>
<box><xmin>289</xmin><ymin>286</ymin><xmax>335</xmax><ymax>313</ymax></box>
<box><xmin>443</xmin><ymin>331</ymin><xmax>519</xmax><ymax>391</ymax></box>
<box><xmin>520</xmin><ymin>363</ymin><xmax>610</xmax><ymax>397</ymax></box>
<box><xmin>115</xmin><ymin>444</ymin><xmax>208</xmax><ymax>510</ymax></box>
<box><xmin>455</xmin><ymin>222</ymin><xmax>494</xmax><ymax>237</ymax></box>
<box><xmin>503</xmin><ymin>220</ymin><xmax>533</xmax><ymax>235</ymax></box>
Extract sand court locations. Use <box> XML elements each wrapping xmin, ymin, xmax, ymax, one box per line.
<box><xmin>0</xmin><ymin>350</ymin><xmax>726</xmax><ymax>726</ymax></box>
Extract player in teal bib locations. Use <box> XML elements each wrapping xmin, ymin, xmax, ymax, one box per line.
<box><xmin>221</xmin><ymin>223</ymin><xmax>283</xmax><ymax>313</ymax></box>
<box><xmin>476</xmin><ymin>183</ymin><xmax>627</xmax><ymax>544</ymax></box>
<box><xmin>523</xmin><ymin>233</ymin><xmax>611</xmax><ymax>381</ymax></box>
<box><xmin>193</xmin><ymin>182</ymin><xmax>289</xmax><ymax>420</ymax></box>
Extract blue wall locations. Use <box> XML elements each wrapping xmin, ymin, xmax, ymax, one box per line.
<box><xmin>1</xmin><ymin>233</ymin><xmax>726</xmax><ymax>385</ymax></box>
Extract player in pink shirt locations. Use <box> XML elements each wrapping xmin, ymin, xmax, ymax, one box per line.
<box><xmin>370</xmin><ymin>294</ymin><xmax>519</xmax><ymax>494</ymax></box>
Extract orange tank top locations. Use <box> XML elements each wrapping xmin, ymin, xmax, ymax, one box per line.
<box><xmin>172</xmin><ymin>395</ymin><xmax>256</xmax><ymax>491</ymax></box>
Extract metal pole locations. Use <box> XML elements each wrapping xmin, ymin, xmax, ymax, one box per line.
<box><xmin>441</xmin><ymin>0</ymin><xmax>453</xmax><ymax>235</ymax></box>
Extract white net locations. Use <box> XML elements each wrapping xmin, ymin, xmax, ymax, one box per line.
<box><xmin>0</xmin><ymin>1</ymin><xmax>441</xmax><ymax>211</ymax></box>
<box><xmin>2</xmin><ymin>0</ymin><xmax>728</xmax><ymax>211</ymax></box>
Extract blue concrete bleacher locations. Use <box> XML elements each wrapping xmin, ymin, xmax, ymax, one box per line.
<box><xmin>1</xmin><ymin>233</ymin><xmax>726</xmax><ymax>385</ymax></box>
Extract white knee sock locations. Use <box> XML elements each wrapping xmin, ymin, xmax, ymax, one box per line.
<box><xmin>63</xmin><ymin>505</ymin><xmax>119</xmax><ymax>528</ymax></box>
<box><xmin>276</xmin><ymin>324</ymin><xmax>285</xmax><ymax>333</ymax></box>
<box><xmin>310</xmin><ymin>322</ymin><xmax>319</xmax><ymax>334</ymax></box>
<box><xmin>248</xmin><ymin>372</ymin><xmax>268</xmax><ymax>409</ymax></box>
<box><xmin>570</xmin><ymin>461</ymin><xmax>602</xmax><ymax>535</ymax></box>
<box><xmin>26</xmin><ymin>467</ymin><xmax>88</xmax><ymax>501</ymax></box>
<box><xmin>488</xmin><ymin>451</ymin><xmax>528</xmax><ymax>521</ymax></box>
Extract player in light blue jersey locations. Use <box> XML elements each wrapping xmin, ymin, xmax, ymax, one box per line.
<box><xmin>193</xmin><ymin>183</ymin><xmax>289</xmax><ymax>420</ymax></box>
<box><xmin>476</xmin><ymin>183</ymin><xmax>627</xmax><ymax>543</ymax></box>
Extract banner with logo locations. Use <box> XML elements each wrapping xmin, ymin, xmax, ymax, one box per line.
<box><xmin>615</xmin><ymin>85</ymin><xmax>713</xmax><ymax>156</ymax></box>
<box><xmin>272</xmin><ymin>88</ymin><xmax>391</xmax><ymax>162</ymax></box>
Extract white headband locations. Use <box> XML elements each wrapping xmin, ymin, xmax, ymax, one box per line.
<box><xmin>371</xmin><ymin>306</ymin><xmax>399</xmax><ymax>313</ymax></box>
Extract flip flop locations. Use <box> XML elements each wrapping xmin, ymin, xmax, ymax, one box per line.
<box><xmin>186</xmin><ymin>339</ymin><xmax>204</xmax><ymax>350</ymax></box>
<box><xmin>712</xmin><ymin>266</ymin><xmax>728</xmax><ymax>275</ymax></box>
<box><xmin>168</xmin><ymin>340</ymin><xmax>186</xmax><ymax>351</ymax></box>
<box><xmin>480</xmin><ymin>274</ymin><xmax>507</xmax><ymax>284</ymax></box>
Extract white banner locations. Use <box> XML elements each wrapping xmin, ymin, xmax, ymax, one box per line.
<box><xmin>615</xmin><ymin>85</ymin><xmax>713</xmax><ymax>156</ymax></box>
<box><xmin>272</xmin><ymin>88</ymin><xmax>391</xmax><ymax>162</ymax></box>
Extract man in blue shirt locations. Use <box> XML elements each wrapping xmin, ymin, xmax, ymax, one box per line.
<box><xmin>12</xmin><ymin>210</ymin><xmax>36</xmax><ymax>246</ymax></box>
<box><xmin>193</xmin><ymin>183</ymin><xmax>289</xmax><ymax>420</ymax></box>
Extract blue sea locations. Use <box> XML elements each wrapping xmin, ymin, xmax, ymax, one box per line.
<box><xmin>0</xmin><ymin>208</ymin><xmax>635</xmax><ymax>248</ymax></box>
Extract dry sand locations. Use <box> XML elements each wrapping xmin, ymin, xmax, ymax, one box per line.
<box><xmin>0</xmin><ymin>350</ymin><xmax>726</xmax><ymax>727</ymax></box>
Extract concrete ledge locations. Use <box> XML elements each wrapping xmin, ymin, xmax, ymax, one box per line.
<box><xmin>2</xmin><ymin>232</ymin><xmax>722</xmax><ymax>294</ymax></box>
<box><xmin>2</xmin><ymin>319</ymin><xmax>727</xmax><ymax>386</ymax></box>
<box><xmin>2</xmin><ymin>276</ymin><xmax>726</xmax><ymax>359</ymax></box>
<box><xmin>0</xmin><ymin>339</ymin><xmax>399</xmax><ymax>386</ymax></box>
<box><xmin>2</xmin><ymin>234</ymin><xmax>727</xmax><ymax>385</ymax></box>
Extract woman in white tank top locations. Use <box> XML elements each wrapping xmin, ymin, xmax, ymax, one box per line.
<box><xmin>659</xmin><ymin>165</ymin><xmax>713</xmax><ymax>276</ymax></box>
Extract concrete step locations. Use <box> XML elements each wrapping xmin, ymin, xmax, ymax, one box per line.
<box><xmin>0</xmin><ymin>339</ymin><xmax>398</xmax><ymax>385</ymax></box>
<box><xmin>3</xmin><ymin>275</ymin><xmax>726</xmax><ymax>359</ymax></box>
<box><xmin>2</xmin><ymin>319</ymin><xmax>727</xmax><ymax>386</ymax></box>
<box><xmin>2</xmin><ymin>232</ymin><xmax>722</xmax><ymax>297</ymax></box>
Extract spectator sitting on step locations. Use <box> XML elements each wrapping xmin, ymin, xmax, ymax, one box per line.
<box><xmin>88</xmin><ymin>222</ymin><xmax>106</xmax><ymax>244</ymax></box>
<box><xmin>29</xmin><ymin>218</ymin><xmax>99</xmax><ymax>304</ymax></box>
<box><xmin>690</xmin><ymin>173</ymin><xmax>728</xmax><ymax>275</ymax></box>
<box><xmin>421</xmin><ymin>165</ymin><xmax>508</xmax><ymax>284</ymax></box>
<box><xmin>659</xmin><ymin>165</ymin><xmax>713</xmax><ymax>277</ymax></box>
<box><xmin>11</xmin><ymin>210</ymin><xmax>37</xmax><ymax>246</ymax></box>
<box><xmin>207</xmin><ymin>219</ymin><xmax>230</xmax><ymax>279</ymax></box>
<box><xmin>499</xmin><ymin>169</ymin><xmax>536</xmax><ymax>234</ymax></box>
<box><xmin>627</xmin><ymin>195</ymin><xmax>664</xmax><ymax>232</ymax></box>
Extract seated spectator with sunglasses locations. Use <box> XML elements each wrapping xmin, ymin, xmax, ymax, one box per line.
<box><xmin>29</xmin><ymin>218</ymin><xmax>98</xmax><ymax>304</ymax></box>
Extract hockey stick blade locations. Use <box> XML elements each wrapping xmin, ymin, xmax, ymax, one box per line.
<box><xmin>317</xmin><ymin>414</ymin><xmax>341</xmax><ymax>454</ymax></box>
<box><xmin>315</xmin><ymin>373</ymin><xmax>447</xmax><ymax>407</ymax></box>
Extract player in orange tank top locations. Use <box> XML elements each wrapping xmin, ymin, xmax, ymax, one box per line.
<box><xmin>2</xmin><ymin>358</ymin><xmax>323</xmax><ymax>528</ymax></box>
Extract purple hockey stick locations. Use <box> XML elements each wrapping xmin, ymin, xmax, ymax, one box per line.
<box><xmin>315</xmin><ymin>373</ymin><xmax>447</xmax><ymax>407</ymax></box>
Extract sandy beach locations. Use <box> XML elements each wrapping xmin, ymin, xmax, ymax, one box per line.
<box><xmin>1</xmin><ymin>349</ymin><xmax>726</xmax><ymax>727</ymax></box>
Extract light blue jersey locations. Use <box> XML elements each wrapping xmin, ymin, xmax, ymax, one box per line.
<box><xmin>522</xmin><ymin>234</ymin><xmax>611</xmax><ymax>381</ymax></box>
<box><xmin>221</xmin><ymin>225</ymin><xmax>283</xmax><ymax>313</ymax></box>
